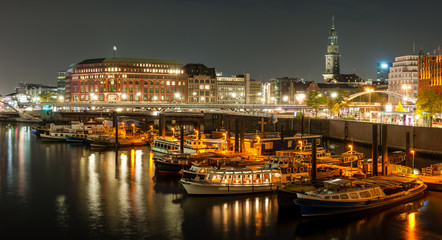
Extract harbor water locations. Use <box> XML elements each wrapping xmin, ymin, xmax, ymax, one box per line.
<box><xmin>0</xmin><ymin>123</ymin><xmax>441</xmax><ymax>239</ymax></box>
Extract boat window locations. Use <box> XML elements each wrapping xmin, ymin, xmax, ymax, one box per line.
<box><xmin>374</xmin><ymin>189</ymin><xmax>380</xmax><ymax>197</ymax></box>
<box><xmin>349</xmin><ymin>193</ymin><xmax>359</xmax><ymax>199</ymax></box>
<box><xmin>233</xmin><ymin>175</ymin><xmax>242</xmax><ymax>184</ymax></box>
<box><xmin>222</xmin><ymin>175</ymin><xmax>232</xmax><ymax>183</ymax></box>
<box><xmin>211</xmin><ymin>174</ymin><xmax>222</xmax><ymax>182</ymax></box>
<box><xmin>340</xmin><ymin>194</ymin><xmax>349</xmax><ymax>199</ymax></box>
<box><xmin>243</xmin><ymin>174</ymin><xmax>252</xmax><ymax>184</ymax></box>
<box><xmin>332</xmin><ymin>195</ymin><xmax>339</xmax><ymax>199</ymax></box>
<box><xmin>253</xmin><ymin>174</ymin><xmax>261</xmax><ymax>183</ymax></box>
<box><xmin>325</xmin><ymin>196</ymin><xmax>330</xmax><ymax>199</ymax></box>
<box><xmin>263</xmin><ymin>173</ymin><xmax>270</xmax><ymax>183</ymax></box>
<box><xmin>359</xmin><ymin>191</ymin><xmax>371</xmax><ymax>198</ymax></box>
<box><xmin>271</xmin><ymin>172</ymin><xmax>280</xmax><ymax>182</ymax></box>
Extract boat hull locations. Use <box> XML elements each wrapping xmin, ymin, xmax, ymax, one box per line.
<box><xmin>295</xmin><ymin>183</ymin><xmax>426</xmax><ymax>217</ymax></box>
<box><xmin>154</xmin><ymin>160</ymin><xmax>190</xmax><ymax>173</ymax></box>
<box><xmin>180</xmin><ymin>179</ymin><xmax>280</xmax><ymax>195</ymax></box>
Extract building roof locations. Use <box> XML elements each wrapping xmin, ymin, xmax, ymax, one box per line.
<box><xmin>183</xmin><ymin>63</ymin><xmax>216</xmax><ymax>78</ymax></box>
<box><xmin>78</xmin><ymin>58</ymin><xmax>181</xmax><ymax>65</ymax></box>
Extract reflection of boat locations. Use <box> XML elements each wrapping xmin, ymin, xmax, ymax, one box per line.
<box><xmin>180</xmin><ymin>168</ymin><xmax>283</xmax><ymax>195</ymax></box>
<box><xmin>154</xmin><ymin>152</ymin><xmax>220</xmax><ymax>173</ymax></box>
<box><xmin>278</xmin><ymin>175</ymin><xmax>426</xmax><ymax>217</ymax></box>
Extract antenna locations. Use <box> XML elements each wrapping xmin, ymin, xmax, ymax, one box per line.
<box><xmin>412</xmin><ymin>42</ymin><xmax>415</xmax><ymax>53</ymax></box>
<box><xmin>113</xmin><ymin>45</ymin><xmax>117</xmax><ymax>58</ymax></box>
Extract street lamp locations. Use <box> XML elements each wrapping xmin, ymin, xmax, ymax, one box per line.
<box><xmin>175</xmin><ymin>93</ymin><xmax>181</xmax><ymax>103</ymax></box>
<box><xmin>331</xmin><ymin>92</ymin><xmax>338</xmax><ymax>99</ymax></box>
<box><xmin>348</xmin><ymin>144</ymin><xmax>354</xmax><ymax>171</ymax></box>
<box><xmin>171</xmin><ymin>127</ymin><xmax>175</xmax><ymax>138</ymax></box>
<box><xmin>402</xmin><ymin>84</ymin><xmax>412</xmax><ymax>103</ymax></box>
<box><xmin>195</xmin><ymin>130</ymin><xmax>199</xmax><ymax>139</ymax></box>
<box><xmin>298</xmin><ymin>140</ymin><xmax>303</xmax><ymax>153</ymax></box>
<box><xmin>365</xmin><ymin>88</ymin><xmax>374</xmax><ymax>104</ymax></box>
<box><xmin>410</xmin><ymin>149</ymin><xmax>415</xmax><ymax>174</ymax></box>
<box><xmin>295</xmin><ymin>93</ymin><xmax>306</xmax><ymax>104</ymax></box>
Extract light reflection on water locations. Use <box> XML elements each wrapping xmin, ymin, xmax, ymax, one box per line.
<box><xmin>0</xmin><ymin>123</ymin><xmax>441</xmax><ymax>239</ymax></box>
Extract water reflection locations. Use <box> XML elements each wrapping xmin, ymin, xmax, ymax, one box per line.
<box><xmin>181</xmin><ymin>194</ymin><xmax>278</xmax><ymax>239</ymax></box>
<box><xmin>0</xmin><ymin>123</ymin><xmax>441</xmax><ymax>239</ymax></box>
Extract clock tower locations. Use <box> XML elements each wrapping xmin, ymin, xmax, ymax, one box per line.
<box><xmin>323</xmin><ymin>16</ymin><xmax>341</xmax><ymax>83</ymax></box>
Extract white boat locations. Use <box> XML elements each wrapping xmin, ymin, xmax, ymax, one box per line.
<box><xmin>180</xmin><ymin>168</ymin><xmax>283</xmax><ymax>195</ymax></box>
<box><xmin>152</xmin><ymin>137</ymin><xmax>219</xmax><ymax>154</ymax></box>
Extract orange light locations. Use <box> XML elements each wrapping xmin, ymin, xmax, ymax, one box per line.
<box><xmin>348</xmin><ymin>144</ymin><xmax>353</xmax><ymax>151</ymax></box>
<box><xmin>410</xmin><ymin>149</ymin><xmax>415</xmax><ymax>154</ymax></box>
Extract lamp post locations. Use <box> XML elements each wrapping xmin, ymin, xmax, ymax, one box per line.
<box><xmin>171</xmin><ymin>127</ymin><xmax>175</xmax><ymax>138</ymax></box>
<box><xmin>365</xmin><ymin>88</ymin><xmax>374</xmax><ymax>105</ymax></box>
<box><xmin>348</xmin><ymin>144</ymin><xmax>354</xmax><ymax>172</ymax></box>
<box><xmin>402</xmin><ymin>84</ymin><xmax>412</xmax><ymax>103</ymax></box>
<box><xmin>410</xmin><ymin>149</ymin><xmax>415</xmax><ymax>174</ymax></box>
<box><xmin>175</xmin><ymin>93</ymin><xmax>181</xmax><ymax>103</ymax></box>
<box><xmin>298</xmin><ymin>140</ymin><xmax>303</xmax><ymax>153</ymax></box>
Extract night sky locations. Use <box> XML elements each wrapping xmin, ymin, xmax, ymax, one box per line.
<box><xmin>1</xmin><ymin>0</ymin><xmax>442</xmax><ymax>95</ymax></box>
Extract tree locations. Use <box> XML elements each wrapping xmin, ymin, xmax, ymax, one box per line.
<box><xmin>331</xmin><ymin>103</ymin><xmax>341</xmax><ymax>116</ymax></box>
<box><xmin>326</xmin><ymin>88</ymin><xmax>349</xmax><ymax>116</ymax></box>
<box><xmin>415</xmin><ymin>89</ymin><xmax>442</xmax><ymax>127</ymax></box>
<box><xmin>306</xmin><ymin>91</ymin><xmax>326</xmax><ymax>117</ymax></box>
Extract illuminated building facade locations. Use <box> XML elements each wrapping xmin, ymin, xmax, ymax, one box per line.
<box><xmin>246</xmin><ymin>79</ymin><xmax>263</xmax><ymax>104</ymax></box>
<box><xmin>184</xmin><ymin>64</ymin><xmax>217</xmax><ymax>103</ymax></box>
<box><xmin>418</xmin><ymin>54</ymin><xmax>442</xmax><ymax>95</ymax></box>
<box><xmin>216</xmin><ymin>74</ymin><xmax>249</xmax><ymax>104</ymax></box>
<box><xmin>65</xmin><ymin>58</ymin><xmax>187</xmax><ymax>103</ymax></box>
<box><xmin>388</xmin><ymin>55</ymin><xmax>418</xmax><ymax>103</ymax></box>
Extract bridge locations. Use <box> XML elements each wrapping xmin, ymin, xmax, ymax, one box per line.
<box><xmin>345</xmin><ymin>90</ymin><xmax>416</xmax><ymax>104</ymax></box>
<box><xmin>22</xmin><ymin>102</ymin><xmax>311</xmax><ymax>112</ymax></box>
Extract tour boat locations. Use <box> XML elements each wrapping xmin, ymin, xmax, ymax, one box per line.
<box><xmin>180</xmin><ymin>168</ymin><xmax>283</xmax><ymax>195</ymax></box>
<box><xmin>151</xmin><ymin>138</ymin><xmax>219</xmax><ymax>154</ymax></box>
<box><xmin>277</xmin><ymin>175</ymin><xmax>426</xmax><ymax>217</ymax></box>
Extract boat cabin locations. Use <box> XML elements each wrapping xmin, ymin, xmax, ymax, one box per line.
<box><xmin>312</xmin><ymin>179</ymin><xmax>385</xmax><ymax>200</ymax></box>
<box><xmin>205</xmin><ymin>169</ymin><xmax>281</xmax><ymax>184</ymax></box>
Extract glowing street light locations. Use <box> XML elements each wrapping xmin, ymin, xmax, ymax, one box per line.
<box><xmin>402</xmin><ymin>84</ymin><xmax>412</xmax><ymax>101</ymax></box>
<box><xmin>283</xmin><ymin>95</ymin><xmax>288</xmax><ymax>102</ymax></box>
<box><xmin>171</xmin><ymin>127</ymin><xmax>175</xmax><ymax>137</ymax></box>
<box><xmin>365</xmin><ymin>87</ymin><xmax>374</xmax><ymax>104</ymax></box>
<box><xmin>410</xmin><ymin>149</ymin><xmax>415</xmax><ymax>173</ymax></box>
<box><xmin>195</xmin><ymin>130</ymin><xmax>199</xmax><ymax>139</ymax></box>
<box><xmin>348</xmin><ymin>144</ymin><xmax>353</xmax><ymax>152</ymax></box>
<box><xmin>295</xmin><ymin>93</ymin><xmax>306</xmax><ymax>104</ymax></box>
<box><xmin>298</xmin><ymin>140</ymin><xmax>303</xmax><ymax>153</ymax></box>
<box><xmin>331</xmin><ymin>92</ymin><xmax>338</xmax><ymax>99</ymax></box>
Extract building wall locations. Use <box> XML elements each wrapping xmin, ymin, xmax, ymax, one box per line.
<box><xmin>66</xmin><ymin>58</ymin><xmax>187</xmax><ymax>103</ymax></box>
<box><xmin>388</xmin><ymin>55</ymin><xmax>418</xmax><ymax>103</ymax></box>
<box><xmin>418</xmin><ymin>55</ymin><xmax>442</xmax><ymax>95</ymax></box>
<box><xmin>216</xmin><ymin>75</ymin><xmax>247</xmax><ymax>104</ymax></box>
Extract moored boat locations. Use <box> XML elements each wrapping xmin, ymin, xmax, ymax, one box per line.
<box><xmin>180</xmin><ymin>168</ymin><xmax>283</xmax><ymax>195</ymax></box>
<box><xmin>277</xmin><ymin>175</ymin><xmax>426</xmax><ymax>217</ymax></box>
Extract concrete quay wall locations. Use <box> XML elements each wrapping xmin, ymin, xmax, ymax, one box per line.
<box><xmin>203</xmin><ymin>113</ymin><xmax>442</xmax><ymax>156</ymax></box>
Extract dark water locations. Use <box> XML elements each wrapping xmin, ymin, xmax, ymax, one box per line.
<box><xmin>0</xmin><ymin>123</ymin><xmax>441</xmax><ymax>240</ymax></box>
